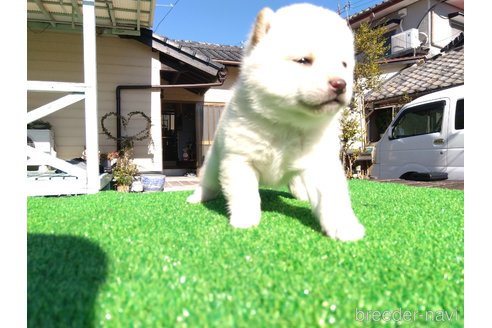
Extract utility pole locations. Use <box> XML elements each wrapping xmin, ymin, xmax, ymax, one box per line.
<box><xmin>337</xmin><ymin>0</ymin><xmax>352</xmax><ymax>19</ymax></box>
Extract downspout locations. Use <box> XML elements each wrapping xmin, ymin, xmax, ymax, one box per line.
<box><xmin>115</xmin><ymin>81</ymin><xmax>225</xmax><ymax>150</ymax></box>
<box><xmin>428</xmin><ymin>0</ymin><xmax>433</xmax><ymax>49</ymax></box>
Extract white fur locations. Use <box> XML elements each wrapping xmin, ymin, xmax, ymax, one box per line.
<box><xmin>187</xmin><ymin>4</ymin><xmax>365</xmax><ymax>241</ymax></box>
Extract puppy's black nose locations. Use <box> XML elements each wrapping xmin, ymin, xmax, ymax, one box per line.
<box><xmin>329</xmin><ymin>78</ymin><xmax>346</xmax><ymax>95</ymax></box>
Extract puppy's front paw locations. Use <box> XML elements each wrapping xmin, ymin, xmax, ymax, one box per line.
<box><xmin>322</xmin><ymin>217</ymin><xmax>365</xmax><ymax>242</ymax></box>
<box><xmin>187</xmin><ymin>187</ymin><xmax>203</xmax><ymax>204</ymax></box>
<box><xmin>187</xmin><ymin>186</ymin><xmax>218</xmax><ymax>204</ymax></box>
<box><xmin>229</xmin><ymin>211</ymin><xmax>261</xmax><ymax>229</ymax></box>
<box><xmin>289</xmin><ymin>176</ymin><xmax>309</xmax><ymax>201</ymax></box>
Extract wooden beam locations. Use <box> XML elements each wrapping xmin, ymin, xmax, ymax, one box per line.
<box><xmin>71</xmin><ymin>0</ymin><xmax>82</xmax><ymax>17</ymax></box>
<box><xmin>27</xmin><ymin>81</ymin><xmax>87</xmax><ymax>93</ymax></box>
<box><xmin>34</xmin><ymin>0</ymin><xmax>56</xmax><ymax>27</ymax></box>
<box><xmin>106</xmin><ymin>0</ymin><xmax>117</xmax><ymax>27</ymax></box>
<box><xmin>27</xmin><ymin>146</ymin><xmax>87</xmax><ymax>179</ymax></box>
<box><xmin>83</xmin><ymin>0</ymin><xmax>100</xmax><ymax>194</ymax></box>
<box><xmin>70</xmin><ymin>0</ymin><xmax>82</xmax><ymax>27</ymax></box>
<box><xmin>27</xmin><ymin>93</ymin><xmax>85</xmax><ymax>124</ymax></box>
<box><xmin>27</xmin><ymin>179</ymin><xmax>85</xmax><ymax>196</ymax></box>
<box><xmin>58</xmin><ymin>0</ymin><xmax>69</xmax><ymax>15</ymax></box>
<box><xmin>136</xmin><ymin>0</ymin><xmax>141</xmax><ymax>31</ymax></box>
<box><xmin>27</xmin><ymin>173</ymin><xmax>112</xmax><ymax>196</ymax></box>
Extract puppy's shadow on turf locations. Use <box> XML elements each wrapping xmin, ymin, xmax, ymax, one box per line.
<box><xmin>28</xmin><ymin>234</ymin><xmax>107</xmax><ymax>327</ymax></box>
<box><xmin>202</xmin><ymin>189</ymin><xmax>323</xmax><ymax>234</ymax></box>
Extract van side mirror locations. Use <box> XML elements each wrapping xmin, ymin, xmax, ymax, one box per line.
<box><xmin>389</xmin><ymin>126</ymin><xmax>397</xmax><ymax>140</ymax></box>
<box><xmin>390</xmin><ymin>125</ymin><xmax>404</xmax><ymax>140</ymax></box>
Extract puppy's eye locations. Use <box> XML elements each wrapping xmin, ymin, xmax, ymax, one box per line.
<box><xmin>295</xmin><ymin>57</ymin><xmax>313</xmax><ymax>65</ymax></box>
<box><xmin>342</xmin><ymin>61</ymin><xmax>348</xmax><ymax>68</ymax></box>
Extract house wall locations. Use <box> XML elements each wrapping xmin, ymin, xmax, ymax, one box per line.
<box><xmin>378</xmin><ymin>0</ymin><xmax>463</xmax><ymax>57</ymax></box>
<box><xmin>430</xmin><ymin>2</ymin><xmax>463</xmax><ymax>50</ymax></box>
<box><xmin>27</xmin><ymin>30</ymin><xmax>162</xmax><ymax>172</ymax></box>
<box><xmin>397</xmin><ymin>0</ymin><xmax>431</xmax><ymax>36</ymax></box>
<box><xmin>164</xmin><ymin>88</ymin><xmax>203</xmax><ymax>102</ymax></box>
<box><xmin>200</xmin><ymin>66</ymin><xmax>239</xmax><ymax>157</ymax></box>
<box><xmin>204</xmin><ymin>66</ymin><xmax>239</xmax><ymax>104</ymax></box>
<box><xmin>358</xmin><ymin>0</ymin><xmax>464</xmax><ymax>146</ymax></box>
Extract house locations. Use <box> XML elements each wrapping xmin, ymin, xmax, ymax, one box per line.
<box><xmin>27</xmin><ymin>0</ymin><xmax>157</xmax><ymax>196</ymax></box>
<box><xmin>348</xmin><ymin>0</ymin><xmax>464</xmax><ymax>144</ymax></box>
<box><xmin>27</xmin><ymin>1</ymin><xmax>464</xmax><ymax>196</ymax></box>
<box><xmin>138</xmin><ymin>37</ymin><xmax>242</xmax><ymax>172</ymax></box>
<box><xmin>365</xmin><ymin>33</ymin><xmax>463</xmax><ymax>142</ymax></box>
<box><xmin>27</xmin><ymin>0</ymin><xmax>241</xmax><ymax>196</ymax></box>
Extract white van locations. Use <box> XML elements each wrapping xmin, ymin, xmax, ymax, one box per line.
<box><xmin>370</xmin><ymin>85</ymin><xmax>464</xmax><ymax>180</ymax></box>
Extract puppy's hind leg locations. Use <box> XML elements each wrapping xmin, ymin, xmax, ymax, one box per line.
<box><xmin>187</xmin><ymin>146</ymin><xmax>221</xmax><ymax>204</ymax></box>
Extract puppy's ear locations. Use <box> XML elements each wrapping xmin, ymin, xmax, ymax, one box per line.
<box><xmin>244</xmin><ymin>7</ymin><xmax>274</xmax><ymax>55</ymax></box>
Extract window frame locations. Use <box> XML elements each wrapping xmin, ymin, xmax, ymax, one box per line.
<box><xmin>454</xmin><ymin>98</ymin><xmax>464</xmax><ymax>130</ymax></box>
<box><xmin>389</xmin><ymin>100</ymin><xmax>446</xmax><ymax>140</ymax></box>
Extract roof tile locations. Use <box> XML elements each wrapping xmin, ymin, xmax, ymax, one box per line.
<box><xmin>366</xmin><ymin>45</ymin><xmax>464</xmax><ymax>102</ymax></box>
<box><xmin>171</xmin><ymin>40</ymin><xmax>244</xmax><ymax>64</ymax></box>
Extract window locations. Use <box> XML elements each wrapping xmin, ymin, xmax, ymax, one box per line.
<box><xmin>391</xmin><ymin>101</ymin><xmax>445</xmax><ymax>139</ymax></box>
<box><xmin>162</xmin><ymin>111</ymin><xmax>176</xmax><ymax>137</ymax></box>
<box><xmin>455</xmin><ymin>99</ymin><xmax>464</xmax><ymax>130</ymax></box>
<box><xmin>382</xmin><ymin>28</ymin><xmax>398</xmax><ymax>57</ymax></box>
<box><xmin>368</xmin><ymin>107</ymin><xmax>393</xmax><ymax>142</ymax></box>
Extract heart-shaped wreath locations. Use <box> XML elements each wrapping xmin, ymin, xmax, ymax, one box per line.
<box><xmin>101</xmin><ymin>111</ymin><xmax>152</xmax><ymax>143</ymax></box>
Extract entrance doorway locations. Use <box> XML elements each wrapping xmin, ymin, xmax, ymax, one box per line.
<box><xmin>162</xmin><ymin>102</ymin><xmax>201</xmax><ymax>173</ymax></box>
<box><xmin>368</xmin><ymin>107</ymin><xmax>394</xmax><ymax>142</ymax></box>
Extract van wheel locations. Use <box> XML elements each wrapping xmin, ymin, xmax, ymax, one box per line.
<box><xmin>400</xmin><ymin>171</ymin><xmax>448</xmax><ymax>181</ymax></box>
<box><xmin>400</xmin><ymin>172</ymin><xmax>417</xmax><ymax>180</ymax></box>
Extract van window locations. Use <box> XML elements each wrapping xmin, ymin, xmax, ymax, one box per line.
<box><xmin>455</xmin><ymin>99</ymin><xmax>464</xmax><ymax>130</ymax></box>
<box><xmin>391</xmin><ymin>101</ymin><xmax>445</xmax><ymax>139</ymax></box>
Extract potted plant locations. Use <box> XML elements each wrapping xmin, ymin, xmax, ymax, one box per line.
<box><xmin>112</xmin><ymin>147</ymin><xmax>139</xmax><ymax>192</ymax></box>
<box><xmin>100</xmin><ymin>110</ymin><xmax>151</xmax><ymax>191</ymax></box>
<box><xmin>100</xmin><ymin>151</ymin><xmax>119</xmax><ymax>173</ymax></box>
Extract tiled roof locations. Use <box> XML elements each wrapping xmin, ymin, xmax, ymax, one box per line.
<box><xmin>366</xmin><ymin>43</ymin><xmax>464</xmax><ymax>103</ymax></box>
<box><xmin>134</xmin><ymin>30</ymin><xmax>226</xmax><ymax>73</ymax></box>
<box><xmin>349</xmin><ymin>0</ymin><xmax>392</xmax><ymax>23</ymax></box>
<box><xmin>348</xmin><ymin>0</ymin><xmax>419</xmax><ymax>26</ymax></box>
<box><xmin>440</xmin><ymin>32</ymin><xmax>464</xmax><ymax>52</ymax></box>
<box><xmin>170</xmin><ymin>40</ymin><xmax>243</xmax><ymax>64</ymax></box>
<box><xmin>132</xmin><ymin>30</ymin><xmax>228</xmax><ymax>84</ymax></box>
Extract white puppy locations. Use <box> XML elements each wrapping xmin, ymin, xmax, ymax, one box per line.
<box><xmin>187</xmin><ymin>3</ymin><xmax>365</xmax><ymax>241</ymax></box>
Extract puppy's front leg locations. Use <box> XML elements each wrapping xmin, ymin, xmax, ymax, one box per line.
<box><xmin>289</xmin><ymin>175</ymin><xmax>309</xmax><ymax>201</ymax></box>
<box><xmin>220</xmin><ymin>155</ymin><xmax>261</xmax><ymax>229</ymax></box>
<box><xmin>187</xmin><ymin>144</ymin><xmax>221</xmax><ymax>204</ymax></box>
<box><xmin>302</xmin><ymin>162</ymin><xmax>365</xmax><ymax>241</ymax></box>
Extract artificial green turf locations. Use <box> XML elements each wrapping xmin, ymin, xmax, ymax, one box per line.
<box><xmin>27</xmin><ymin>180</ymin><xmax>464</xmax><ymax>327</ymax></box>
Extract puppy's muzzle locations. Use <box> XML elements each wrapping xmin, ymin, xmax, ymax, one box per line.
<box><xmin>329</xmin><ymin>78</ymin><xmax>346</xmax><ymax>96</ymax></box>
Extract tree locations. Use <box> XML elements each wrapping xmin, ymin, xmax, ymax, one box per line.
<box><xmin>339</xmin><ymin>103</ymin><xmax>363</xmax><ymax>179</ymax></box>
<box><xmin>339</xmin><ymin>22</ymin><xmax>389</xmax><ymax>178</ymax></box>
<box><xmin>353</xmin><ymin>22</ymin><xmax>389</xmax><ymax>95</ymax></box>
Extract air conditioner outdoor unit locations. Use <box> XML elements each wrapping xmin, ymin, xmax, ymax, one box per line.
<box><xmin>391</xmin><ymin>28</ymin><xmax>421</xmax><ymax>54</ymax></box>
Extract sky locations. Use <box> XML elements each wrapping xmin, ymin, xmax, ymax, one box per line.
<box><xmin>152</xmin><ymin>0</ymin><xmax>384</xmax><ymax>46</ymax></box>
